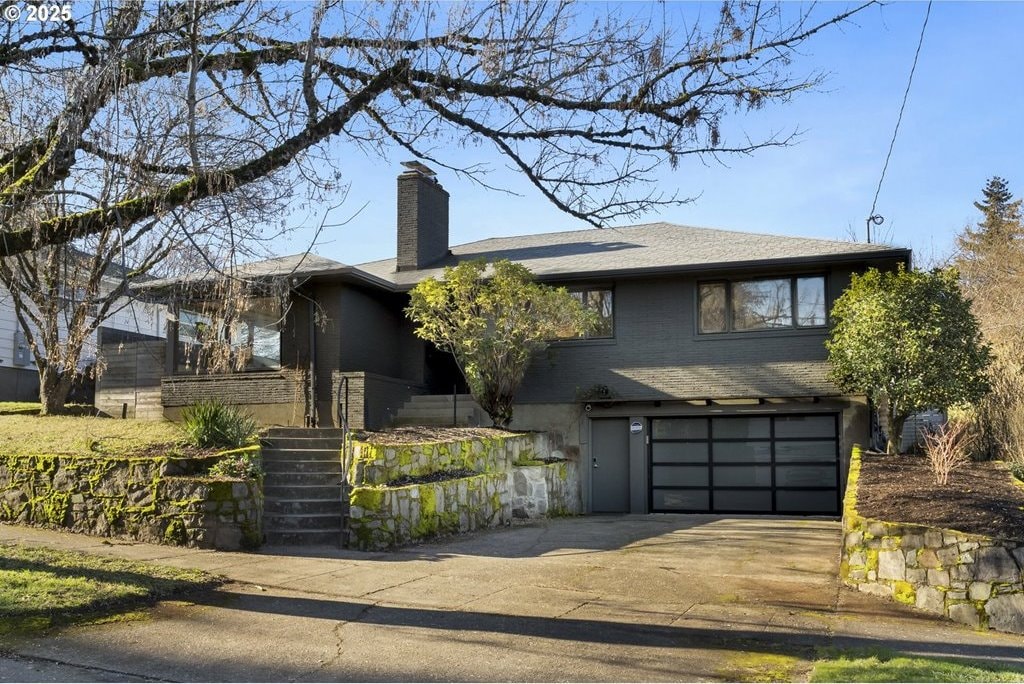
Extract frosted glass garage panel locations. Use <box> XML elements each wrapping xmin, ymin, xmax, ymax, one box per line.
<box><xmin>714</xmin><ymin>489</ymin><xmax>772</xmax><ymax>511</ymax></box>
<box><xmin>653</xmin><ymin>489</ymin><xmax>709</xmax><ymax>511</ymax></box>
<box><xmin>774</xmin><ymin>415</ymin><xmax>836</xmax><ymax>438</ymax></box>
<box><xmin>652</xmin><ymin>442</ymin><xmax>709</xmax><ymax>464</ymax></box>
<box><xmin>652</xmin><ymin>466</ymin><xmax>707</xmax><ymax>487</ymax></box>
<box><xmin>775</xmin><ymin>441</ymin><xmax>837</xmax><ymax>463</ymax></box>
<box><xmin>775</xmin><ymin>465</ymin><xmax>836</xmax><ymax>487</ymax></box>
<box><xmin>713</xmin><ymin>441</ymin><xmax>771</xmax><ymax>463</ymax></box>
<box><xmin>651</xmin><ymin>418</ymin><xmax>708</xmax><ymax>440</ymax></box>
<box><xmin>776</xmin><ymin>489</ymin><xmax>838</xmax><ymax>513</ymax></box>
<box><xmin>712</xmin><ymin>417</ymin><xmax>770</xmax><ymax>439</ymax></box>
<box><xmin>713</xmin><ymin>465</ymin><xmax>772</xmax><ymax>487</ymax></box>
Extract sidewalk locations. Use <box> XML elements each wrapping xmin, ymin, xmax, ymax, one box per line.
<box><xmin>3</xmin><ymin>519</ymin><xmax>1024</xmax><ymax>682</ymax></box>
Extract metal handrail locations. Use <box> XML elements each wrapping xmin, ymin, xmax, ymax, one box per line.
<box><xmin>338</xmin><ymin>375</ymin><xmax>351</xmax><ymax>549</ymax></box>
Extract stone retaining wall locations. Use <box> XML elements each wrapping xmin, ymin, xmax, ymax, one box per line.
<box><xmin>510</xmin><ymin>461</ymin><xmax>582</xmax><ymax>519</ymax></box>
<box><xmin>349</xmin><ymin>472</ymin><xmax>508</xmax><ymax>549</ymax></box>
<box><xmin>0</xmin><ymin>446</ymin><xmax>262</xmax><ymax>551</ymax></box>
<box><xmin>347</xmin><ymin>432</ymin><xmax>580</xmax><ymax>550</ymax></box>
<box><xmin>348</xmin><ymin>432</ymin><xmax>541</xmax><ymax>485</ymax></box>
<box><xmin>841</xmin><ymin>446</ymin><xmax>1024</xmax><ymax>634</ymax></box>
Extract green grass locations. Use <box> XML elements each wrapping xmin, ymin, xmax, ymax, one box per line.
<box><xmin>1</xmin><ymin>540</ymin><xmax>218</xmax><ymax>638</ymax></box>
<box><xmin>0</xmin><ymin>543</ymin><xmax>220</xmax><ymax>639</ymax></box>
<box><xmin>0</xmin><ymin>402</ymin><xmax>94</xmax><ymax>416</ymax></box>
<box><xmin>0</xmin><ymin>413</ymin><xmax>188</xmax><ymax>458</ymax></box>
<box><xmin>0</xmin><ymin>401</ymin><xmax>45</xmax><ymax>416</ymax></box>
<box><xmin>811</xmin><ymin>649</ymin><xmax>1024</xmax><ymax>682</ymax></box>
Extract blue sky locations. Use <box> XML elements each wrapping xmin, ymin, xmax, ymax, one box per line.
<box><xmin>281</xmin><ymin>1</ymin><xmax>1024</xmax><ymax>268</ymax></box>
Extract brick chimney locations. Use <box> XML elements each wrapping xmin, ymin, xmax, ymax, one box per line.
<box><xmin>396</xmin><ymin>162</ymin><xmax>449</xmax><ymax>271</ymax></box>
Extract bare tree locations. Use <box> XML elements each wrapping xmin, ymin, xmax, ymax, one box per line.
<box><xmin>0</xmin><ymin>0</ymin><xmax>875</xmax><ymax>260</ymax></box>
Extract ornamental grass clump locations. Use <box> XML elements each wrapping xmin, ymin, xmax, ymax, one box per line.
<box><xmin>922</xmin><ymin>420</ymin><xmax>974</xmax><ymax>486</ymax></box>
<box><xmin>180</xmin><ymin>400</ymin><xmax>258</xmax><ymax>449</ymax></box>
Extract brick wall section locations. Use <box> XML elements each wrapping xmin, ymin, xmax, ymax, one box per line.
<box><xmin>396</xmin><ymin>170</ymin><xmax>449</xmax><ymax>271</ymax></box>
<box><xmin>96</xmin><ymin>340</ymin><xmax>165</xmax><ymax>419</ymax></box>
<box><xmin>516</xmin><ymin>268</ymin><xmax>864</xmax><ymax>403</ymax></box>
<box><xmin>331</xmin><ymin>370</ymin><xmax>426</xmax><ymax>430</ymax></box>
<box><xmin>161</xmin><ymin>370</ymin><xmax>306</xmax><ymax>408</ymax></box>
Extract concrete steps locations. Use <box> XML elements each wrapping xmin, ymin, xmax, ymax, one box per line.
<box><xmin>393</xmin><ymin>394</ymin><xmax>486</xmax><ymax>427</ymax></box>
<box><xmin>261</xmin><ymin>428</ymin><xmax>346</xmax><ymax>547</ymax></box>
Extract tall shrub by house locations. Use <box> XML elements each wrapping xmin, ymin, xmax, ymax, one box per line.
<box><xmin>826</xmin><ymin>266</ymin><xmax>991</xmax><ymax>455</ymax></box>
<box><xmin>406</xmin><ymin>259</ymin><xmax>595</xmax><ymax>428</ymax></box>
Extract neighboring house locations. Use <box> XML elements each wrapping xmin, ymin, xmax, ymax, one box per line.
<box><xmin>101</xmin><ymin>164</ymin><xmax>911</xmax><ymax>516</ymax></box>
<box><xmin>0</xmin><ymin>277</ymin><xmax>166</xmax><ymax>402</ymax></box>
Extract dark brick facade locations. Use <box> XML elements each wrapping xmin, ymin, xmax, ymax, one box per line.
<box><xmin>161</xmin><ymin>370</ymin><xmax>307</xmax><ymax>408</ymax></box>
<box><xmin>396</xmin><ymin>170</ymin><xmax>449</xmax><ymax>271</ymax></box>
<box><xmin>516</xmin><ymin>261</ymin><xmax>904</xmax><ymax>403</ymax></box>
<box><xmin>331</xmin><ymin>370</ymin><xmax>426</xmax><ymax>430</ymax></box>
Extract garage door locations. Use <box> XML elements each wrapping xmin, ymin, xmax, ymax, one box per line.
<box><xmin>649</xmin><ymin>414</ymin><xmax>840</xmax><ymax>515</ymax></box>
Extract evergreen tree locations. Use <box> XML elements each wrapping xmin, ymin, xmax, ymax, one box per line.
<box><xmin>959</xmin><ymin>176</ymin><xmax>1023</xmax><ymax>256</ymax></box>
<box><xmin>953</xmin><ymin>176</ymin><xmax>1024</xmax><ymax>461</ymax></box>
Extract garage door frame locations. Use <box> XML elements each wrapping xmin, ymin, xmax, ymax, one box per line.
<box><xmin>648</xmin><ymin>412</ymin><xmax>841</xmax><ymax>515</ymax></box>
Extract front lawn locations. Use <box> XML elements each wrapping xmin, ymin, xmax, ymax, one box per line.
<box><xmin>0</xmin><ymin>413</ymin><xmax>189</xmax><ymax>458</ymax></box>
<box><xmin>0</xmin><ymin>544</ymin><xmax>220</xmax><ymax>639</ymax></box>
<box><xmin>811</xmin><ymin>649</ymin><xmax>1024</xmax><ymax>682</ymax></box>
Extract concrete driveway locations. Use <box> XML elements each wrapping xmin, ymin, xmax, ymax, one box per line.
<box><xmin>3</xmin><ymin>516</ymin><xmax>1024</xmax><ymax>682</ymax></box>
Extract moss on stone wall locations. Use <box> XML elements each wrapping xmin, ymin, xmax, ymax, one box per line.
<box><xmin>346</xmin><ymin>433</ymin><xmax>582</xmax><ymax>551</ymax></box>
<box><xmin>348</xmin><ymin>433</ymin><xmax>531</xmax><ymax>486</ymax></box>
<box><xmin>841</xmin><ymin>444</ymin><xmax>1024</xmax><ymax>635</ymax></box>
<box><xmin>0</xmin><ymin>448</ymin><xmax>263</xmax><ymax>551</ymax></box>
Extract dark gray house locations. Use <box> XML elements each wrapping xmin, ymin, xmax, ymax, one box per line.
<box><xmin>99</xmin><ymin>165</ymin><xmax>911</xmax><ymax>516</ymax></box>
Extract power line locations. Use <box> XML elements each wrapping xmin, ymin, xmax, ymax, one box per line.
<box><xmin>866</xmin><ymin>0</ymin><xmax>933</xmax><ymax>243</ymax></box>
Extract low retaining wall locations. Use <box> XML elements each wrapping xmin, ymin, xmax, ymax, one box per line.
<box><xmin>349</xmin><ymin>432</ymin><xmax>540</xmax><ymax>485</ymax></box>
<box><xmin>349</xmin><ymin>472</ymin><xmax>508</xmax><ymax>549</ymax></box>
<box><xmin>348</xmin><ymin>432</ymin><xmax>580</xmax><ymax>550</ymax></box>
<box><xmin>0</xmin><ymin>446</ymin><xmax>262</xmax><ymax>550</ymax></box>
<box><xmin>161</xmin><ymin>371</ymin><xmax>308</xmax><ymax>426</ymax></box>
<box><xmin>841</xmin><ymin>446</ymin><xmax>1024</xmax><ymax>634</ymax></box>
<box><xmin>510</xmin><ymin>461</ymin><xmax>582</xmax><ymax>519</ymax></box>
<box><xmin>332</xmin><ymin>371</ymin><xmax>426</xmax><ymax>430</ymax></box>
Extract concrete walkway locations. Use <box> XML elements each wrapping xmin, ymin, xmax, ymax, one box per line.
<box><xmin>2</xmin><ymin>516</ymin><xmax>1023</xmax><ymax>682</ymax></box>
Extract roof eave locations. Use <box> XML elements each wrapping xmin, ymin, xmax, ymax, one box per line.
<box><xmin>381</xmin><ymin>247</ymin><xmax>913</xmax><ymax>291</ymax></box>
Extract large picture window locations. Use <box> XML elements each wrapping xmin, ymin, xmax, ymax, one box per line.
<box><xmin>698</xmin><ymin>276</ymin><xmax>826</xmax><ymax>334</ymax></box>
<box><xmin>176</xmin><ymin>297</ymin><xmax>282</xmax><ymax>373</ymax></box>
<box><xmin>561</xmin><ymin>287</ymin><xmax>614</xmax><ymax>339</ymax></box>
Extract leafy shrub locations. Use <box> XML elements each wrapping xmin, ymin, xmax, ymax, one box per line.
<box><xmin>180</xmin><ymin>400</ymin><xmax>258</xmax><ymax>449</ymax></box>
<box><xmin>1008</xmin><ymin>460</ymin><xmax>1024</xmax><ymax>483</ymax></box>
<box><xmin>922</xmin><ymin>420</ymin><xmax>974</xmax><ymax>486</ymax></box>
<box><xmin>208</xmin><ymin>450</ymin><xmax>263</xmax><ymax>480</ymax></box>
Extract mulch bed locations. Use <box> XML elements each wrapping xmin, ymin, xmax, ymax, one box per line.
<box><xmin>856</xmin><ymin>452</ymin><xmax>1024</xmax><ymax>540</ymax></box>
<box><xmin>385</xmin><ymin>468</ymin><xmax>479</xmax><ymax>487</ymax></box>
<box><xmin>352</xmin><ymin>426</ymin><xmax>514</xmax><ymax>445</ymax></box>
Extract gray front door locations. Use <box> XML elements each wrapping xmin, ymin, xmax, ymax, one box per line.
<box><xmin>591</xmin><ymin>418</ymin><xmax>631</xmax><ymax>513</ymax></box>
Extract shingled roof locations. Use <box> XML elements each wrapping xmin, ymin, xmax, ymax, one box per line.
<box><xmin>356</xmin><ymin>221</ymin><xmax>910</xmax><ymax>288</ymax></box>
<box><xmin>146</xmin><ymin>221</ymin><xmax>909</xmax><ymax>294</ymax></box>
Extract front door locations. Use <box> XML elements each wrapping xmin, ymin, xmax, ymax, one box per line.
<box><xmin>591</xmin><ymin>418</ymin><xmax>631</xmax><ymax>513</ymax></box>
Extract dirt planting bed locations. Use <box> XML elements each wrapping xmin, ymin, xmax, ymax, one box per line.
<box><xmin>856</xmin><ymin>451</ymin><xmax>1024</xmax><ymax>540</ymax></box>
<box><xmin>352</xmin><ymin>426</ymin><xmax>513</xmax><ymax>445</ymax></box>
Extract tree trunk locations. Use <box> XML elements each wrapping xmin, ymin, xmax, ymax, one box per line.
<box><xmin>38</xmin><ymin>364</ymin><xmax>73</xmax><ymax>416</ymax></box>
<box><xmin>887</xmin><ymin>412</ymin><xmax>908</xmax><ymax>455</ymax></box>
<box><xmin>477</xmin><ymin>387</ymin><xmax>514</xmax><ymax>429</ymax></box>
